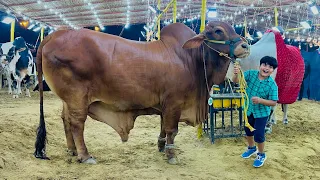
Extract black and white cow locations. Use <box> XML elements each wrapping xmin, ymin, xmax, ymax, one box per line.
<box><xmin>0</xmin><ymin>37</ymin><xmax>36</xmax><ymax>98</ymax></box>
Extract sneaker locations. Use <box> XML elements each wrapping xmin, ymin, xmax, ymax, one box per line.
<box><xmin>265</xmin><ymin>126</ymin><xmax>272</xmax><ymax>134</ymax></box>
<box><xmin>241</xmin><ymin>146</ymin><xmax>257</xmax><ymax>159</ymax></box>
<box><xmin>253</xmin><ymin>153</ymin><xmax>267</xmax><ymax>168</ymax></box>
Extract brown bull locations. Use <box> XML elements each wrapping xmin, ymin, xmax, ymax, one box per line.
<box><xmin>34</xmin><ymin>21</ymin><xmax>249</xmax><ymax>164</ymax></box>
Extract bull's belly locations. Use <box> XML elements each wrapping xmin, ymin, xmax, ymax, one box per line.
<box><xmin>92</xmin><ymin>92</ymin><xmax>159</xmax><ymax>112</ymax></box>
<box><xmin>180</xmin><ymin>106</ymin><xmax>197</xmax><ymax>126</ymax></box>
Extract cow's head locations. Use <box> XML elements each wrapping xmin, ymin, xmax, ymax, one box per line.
<box><xmin>0</xmin><ymin>37</ymin><xmax>26</xmax><ymax>64</ymax></box>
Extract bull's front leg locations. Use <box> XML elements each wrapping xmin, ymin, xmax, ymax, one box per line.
<box><xmin>67</xmin><ymin>102</ymin><xmax>96</xmax><ymax>164</ymax></box>
<box><xmin>163</xmin><ymin>108</ymin><xmax>180</xmax><ymax>165</ymax></box>
<box><xmin>158</xmin><ymin>114</ymin><xmax>166</xmax><ymax>152</ymax></box>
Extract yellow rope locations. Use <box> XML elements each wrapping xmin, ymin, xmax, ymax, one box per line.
<box><xmin>235</xmin><ymin>62</ymin><xmax>255</xmax><ymax>132</ymax></box>
<box><xmin>197</xmin><ymin>123</ymin><xmax>203</xmax><ymax>139</ymax></box>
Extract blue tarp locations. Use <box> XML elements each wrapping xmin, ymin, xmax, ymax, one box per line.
<box><xmin>300</xmin><ymin>50</ymin><xmax>320</xmax><ymax>101</ymax></box>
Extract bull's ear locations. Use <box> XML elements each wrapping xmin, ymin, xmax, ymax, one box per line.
<box><xmin>182</xmin><ymin>33</ymin><xmax>206</xmax><ymax>49</ymax></box>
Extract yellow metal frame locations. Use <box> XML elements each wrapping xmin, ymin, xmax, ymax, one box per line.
<box><xmin>40</xmin><ymin>27</ymin><xmax>44</xmax><ymax>42</ymax></box>
<box><xmin>274</xmin><ymin>7</ymin><xmax>278</xmax><ymax>27</ymax></box>
<box><xmin>10</xmin><ymin>21</ymin><xmax>15</xmax><ymax>42</ymax></box>
<box><xmin>286</xmin><ymin>24</ymin><xmax>320</xmax><ymax>32</ymax></box>
<box><xmin>200</xmin><ymin>0</ymin><xmax>207</xmax><ymax>32</ymax></box>
<box><xmin>154</xmin><ymin>0</ymin><xmax>175</xmax><ymax>39</ymax></box>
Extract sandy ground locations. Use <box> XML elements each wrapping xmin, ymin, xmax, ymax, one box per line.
<box><xmin>0</xmin><ymin>89</ymin><xmax>319</xmax><ymax>180</ymax></box>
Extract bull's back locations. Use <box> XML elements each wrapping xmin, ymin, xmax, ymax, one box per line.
<box><xmin>41</xmin><ymin>29</ymin><xmax>180</xmax><ymax>108</ymax></box>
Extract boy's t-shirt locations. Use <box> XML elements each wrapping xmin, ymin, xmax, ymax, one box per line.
<box><xmin>244</xmin><ymin>70</ymin><xmax>279</xmax><ymax>118</ymax></box>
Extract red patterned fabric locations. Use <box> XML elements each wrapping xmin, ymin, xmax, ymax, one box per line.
<box><xmin>265</xmin><ymin>30</ymin><xmax>305</xmax><ymax>104</ymax></box>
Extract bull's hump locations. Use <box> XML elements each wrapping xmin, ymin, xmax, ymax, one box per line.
<box><xmin>160</xmin><ymin>23</ymin><xmax>196</xmax><ymax>44</ymax></box>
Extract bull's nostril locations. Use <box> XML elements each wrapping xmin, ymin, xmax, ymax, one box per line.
<box><xmin>241</xmin><ymin>44</ymin><xmax>248</xmax><ymax>49</ymax></box>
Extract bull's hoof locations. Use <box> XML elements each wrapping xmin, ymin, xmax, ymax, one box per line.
<box><xmin>283</xmin><ymin>119</ymin><xmax>288</xmax><ymax>124</ymax></box>
<box><xmin>81</xmin><ymin>157</ymin><xmax>97</xmax><ymax>164</ymax></box>
<box><xmin>168</xmin><ymin>157</ymin><xmax>178</xmax><ymax>165</ymax></box>
<box><xmin>271</xmin><ymin>119</ymin><xmax>276</xmax><ymax>125</ymax></box>
<box><xmin>66</xmin><ymin>149</ymin><xmax>77</xmax><ymax>156</ymax></box>
<box><xmin>157</xmin><ymin>137</ymin><xmax>166</xmax><ymax>152</ymax></box>
<box><xmin>158</xmin><ymin>146</ymin><xmax>165</xmax><ymax>152</ymax></box>
<box><xmin>12</xmin><ymin>95</ymin><xmax>19</xmax><ymax>98</ymax></box>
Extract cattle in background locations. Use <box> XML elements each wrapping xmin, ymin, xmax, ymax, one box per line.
<box><xmin>34</xmin><ymin>21</ymin><xmax>250</xmax><ymax>164</ymax></box>
<box><xmin>1</xmin><ymin>40</ymin><xmax>22</xmax><ymax>94</ymax></box>
<box><xmin>226</xmin><ymin>29</ymin><xmax>304</xmax><ymax>129</ymax></box>
<box><xmin>0</xmin><ymin>37</ymin><xmax>36</xmax><ymax>98</ymax></box>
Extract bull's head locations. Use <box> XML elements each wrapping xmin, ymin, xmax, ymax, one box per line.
<box><xmin>182</xmin><ymin>21</ymin><xmax>250</xmax><ymax>59</ymax></box>
<box><xmin>182</xmin><ymin>21</ymin><xmax>250</xmax><ymax>84</ymax></box>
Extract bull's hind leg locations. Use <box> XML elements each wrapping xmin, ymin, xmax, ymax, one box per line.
<box><xmin>158</xmin><ymin>114</ymin><xmax>166</xmax><ymax>152</ymax></box>
<box><xmin>61</xmin><ymin>102</ymin><xmax>77</xmax><ymax>156</ymax></box>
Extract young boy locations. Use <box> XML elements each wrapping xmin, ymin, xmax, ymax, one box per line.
<box><xmin>233</xmin><ymin>56</ymin><xmax>278</xmax><ymax>168</ymax></box>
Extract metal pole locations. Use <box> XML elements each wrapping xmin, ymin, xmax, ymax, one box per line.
<box><xmin>10</xmin><ymin>20</ymin><xmax>15</xmax><ymax>42</ymax></box>
<box><xmin>173</xmin><ymin>0</ymin><xmax>177</xmax><ymax>23</ymax></box>
<box><xmin>157</xmin><ymin>0</ymin><xmax>161</xmax><ymax>39</ymax></box>
<box><xmin>200</xmin><ymin>0</ymin><xmax>207</xmax><ymax>32</ymax></box>
<box><xmin>40</xmin><ymin>27</ymin><xmax>44</xmax><ymax>42</ymax></box>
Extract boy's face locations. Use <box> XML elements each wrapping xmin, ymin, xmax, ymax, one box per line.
<box><xmin>259</xmin><ymin>63</ymin><xmax>274</xmax><ymax>78</ymax></box>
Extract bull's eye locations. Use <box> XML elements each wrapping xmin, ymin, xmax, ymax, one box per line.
<box><xmin>215</xmin><ymin>29</ymin><xmax>223</xmax><ymax>35</ymax></box>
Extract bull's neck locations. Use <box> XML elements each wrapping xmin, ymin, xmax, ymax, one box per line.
<box><xmin>194</xmin><ymin>45</ymin><xmax>230</xmax><ymax>87</ymax></box>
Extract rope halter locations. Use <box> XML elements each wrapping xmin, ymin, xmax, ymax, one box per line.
<box><xmin>203</xmin><ymin>36</ymin><xmax>247</xmax><ymax>62</ymax></box>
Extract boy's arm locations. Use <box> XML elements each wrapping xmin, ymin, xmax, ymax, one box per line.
<box><xmin>253</xmin><ymin>82</ymin><xmax>278</xmax><ymax>106</ymax></box>
<box><xmin>233</xmin><ymin>67</ymin><xmax>250</xmax><ymax>83</ymax></box>
<box><xmin>255</xmin><ymin>98</ymin><xmax>277</xmax><ymax>106</ymax></box>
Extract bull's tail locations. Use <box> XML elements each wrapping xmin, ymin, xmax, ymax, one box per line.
<box><xmin>34</xmin><ymin>35</ymin><xmax>52</xmax><ymax>160</ymax></box>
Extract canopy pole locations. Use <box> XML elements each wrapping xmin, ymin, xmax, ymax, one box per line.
<box><xmin>200</xmin><ymin>0</ymin><xmax>207</xmax><ymax>32</ymax></box>
<box><xmin>157</xmin><ymin>0</ymin><xmax>161</xmax><ymax>39</ymax></box>
<box><xmin>40</xmin><ymin>27</ymin><xmax>44</xmax><ymax>42</ymax></box>
<box><xmin>244</xmin><ymin>17</ymin><xmax>248</xmax><ymax>38</ymax></box>
<box><xmin>10</xmin><ymin>20</ymin><xmax>15</xmax><ymax>42</ymax></box>
<box><xmin>173</xmin><ymin>0</ymin><xmax>177</xmax><ymax>23</ymax></box>
<box><xmin>274</xmin><ymin>7</ymin><xmax>278</xmax><ymax>27</ymax></box>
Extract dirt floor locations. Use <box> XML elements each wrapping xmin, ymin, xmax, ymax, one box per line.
<box><xmin>0</xmin><ymin>89</ymin><xmax>319</xmax><ymax>180</ymax></box>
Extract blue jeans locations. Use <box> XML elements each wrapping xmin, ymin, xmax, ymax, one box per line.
<box><xmin>244</xmin><ymin>114</ymin><xmax>268</xmax><ymax>143</ymax></box>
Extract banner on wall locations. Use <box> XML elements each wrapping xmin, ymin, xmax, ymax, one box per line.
<box><xmin>299</xmin><ymin>50</ymin><xmax>320</xmax><ymax>101</ymax></box>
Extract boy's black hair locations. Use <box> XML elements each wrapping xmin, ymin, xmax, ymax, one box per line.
<box><xmin>260</xmin><ymin>56</ymin><xmax>278</xmax><ymax>69</ymax></box>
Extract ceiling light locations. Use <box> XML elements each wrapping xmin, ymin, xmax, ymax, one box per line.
<box><xmin>310</xmin><ymin>5</ymin><xmax>319</xmax><ymax>15</ymax></box>
<box><xmin>300</xmin><ymin>21</ymin><xmax>311</xmax><ymax>29</ymax></box>
<box><xmin>1</xmin><ymin>17</ymin><xmax>15</xmax><ymax>24</ymax></box>
<box><xmin>148</xmin><ymin>5</ymin><xmax>157</xmax><ymax>14</ymax></box>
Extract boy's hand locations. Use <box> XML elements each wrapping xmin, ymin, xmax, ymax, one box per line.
<box><xmin>234</xmin><ymin>66</ymin><xmax>240</xmax><ymax>75</ymax></box>
<box><xmin>251</xmin><ymin>97</ymin><xmax>261</xmax><ymax>104</ymax></box>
